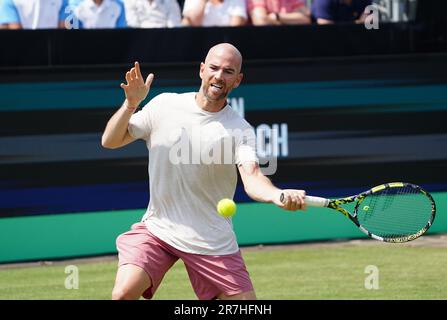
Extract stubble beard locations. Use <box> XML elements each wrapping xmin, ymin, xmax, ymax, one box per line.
<box><xmin>202</xmin><ymin>83</ymin><xmax>229</xmax><ymax>102</ymax></box>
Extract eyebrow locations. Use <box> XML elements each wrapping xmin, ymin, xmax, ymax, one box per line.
<box><xmin>209</xmin><ymin>64</ymin><xmax>236</xmax><ymax>73</ymax></box>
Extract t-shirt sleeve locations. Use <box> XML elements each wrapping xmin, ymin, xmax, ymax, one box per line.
<box><xmin>0</xmin><ymin>0</ymin><xmax>20</xmax><ymax>24</ymax></box>
<box><xmin>290</xmin><ymin>0</ymin><xmax>306</xmax><ymax>11</ymax></box>
<box><xmin>59</xmin><ymin>0</ymin><xmax>70</xmax><ymax>22</ymax></box>
<box><xmin>116</xmin><ymin>2</ymin><xmax>128</xmax><ymax>28</ymax></box>
<box><xmin>122</xmin><ymin>0</ymin><xmax>140</xmax><ymax>27</ymax></box>
<box><xmin>182</xmin><ymin>0</ymin><xmax>197</xmax><ymax>15</ymax></box>
<box><xmin>235</xmin><ymin>124</ymin><xmax>258</xmax><ymax>165</ymax></box>
<box><xmin>68</xmin><ymin>0</ymin><xmax>83</xmax><ymax>6</ymax></box>
<box><xmin>128</xmin><ymin>94</ymin><xmax>164</xmax><ymax>140</ymax></box>
<box><xmin>166</xmin><ymin>0</ymin><xmax>182</xmax><ymax>27</ymax></box>
<box><xmin>228</xmin><ymin>0</ymin><xmax>247</xmax><ymax>19</ymax></box>
<box><xmin>246</xmin><ymin>0</ymin><xmax>266</xmax><ymax>13</ymax></box>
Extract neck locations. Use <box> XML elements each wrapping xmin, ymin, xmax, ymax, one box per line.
<box><xmin>195</xmin><ymin>91</ymin><xmax>227</xmax><ymax>113</ymax></box>
<box><xmin>94</xmin><ymin>0</ymin><xmax>103</xmax><ymax>5</ymax></box>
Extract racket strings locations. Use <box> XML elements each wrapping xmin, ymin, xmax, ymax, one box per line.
<box><xmin>357</xmin><ymin>186</ymin><xmax>433</xmax><ymax>239</ymax></box>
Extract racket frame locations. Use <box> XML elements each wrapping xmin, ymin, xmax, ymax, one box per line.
<box><xmin>326</xmin><ymin>182</ymin><xmax>436</xmax><ymax>243</ymax></box>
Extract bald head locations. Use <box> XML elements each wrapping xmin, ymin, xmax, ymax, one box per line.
<box><xmin>204</xmin><ymin>43</ymin><xmax>243</xmax><ymax>73</ymax></box>
<box><xmin>198</xmin><ymin>43</ymin><xmax>244</xmax><ymax>110</ymax></box>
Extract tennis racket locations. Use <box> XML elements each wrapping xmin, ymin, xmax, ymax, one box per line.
<box><xmin>280</xmin><ymin>182</ymin><xmax>436</xmax><ymax>243</ymax></box>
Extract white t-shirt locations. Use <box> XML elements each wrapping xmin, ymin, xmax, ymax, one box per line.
<box><xmin>123</xmin><ymin>0</ymin><xmax>182</xmax><ymax>28</ymax></box>
<box><xmin>183</xmin><ymin>0</ymin><xmax>247</xmax><ymax>26</ymax></box>
<box><xmin>73</xmin><ymin>0</ymin><xmax>127</xmax><ymax>29</ymax></box>
<box><xmin>0</xmin><ymin>0</ymin><xmax>68</xmax><ymax>29</ymax></box>
<box><xmin>128</xmin><ymin>92</ymin><xmax>258</xmax><ymax>255</ymax></box>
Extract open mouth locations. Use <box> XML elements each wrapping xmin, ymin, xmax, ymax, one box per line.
<box><xmin>210</xmin><ymin>83</ymin><xmax>223</xmax><ymax>90</ymax></box>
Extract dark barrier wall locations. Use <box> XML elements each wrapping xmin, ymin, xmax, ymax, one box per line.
<box><xmin>0</xmin><ymin>22</ymin><xmax>446</xmax><ymax>68</ymax></box>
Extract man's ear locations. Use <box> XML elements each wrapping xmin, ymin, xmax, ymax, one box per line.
<box><xmin>199</xmin><ymin>62</ymin><xmax>205</xmax><ymax>80</ymax></box>
<box><xmin>233</xmin><ymin>73</ymin><xmax>244</xmax><ymax>89</ymax></box>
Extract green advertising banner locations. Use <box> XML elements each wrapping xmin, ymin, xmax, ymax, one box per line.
<box><xmin>0</xmin><ymin>192</ymin><xmax>445</xmax><ymax>264</ymax></box>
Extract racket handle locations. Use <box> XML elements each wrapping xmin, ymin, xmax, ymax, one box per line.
<box><xmin>280</xmin><ymin>193</ymin><xmax>329</xmax><ymax>207</ymax></box>
<box><xmin>304</xmin><ymin>196</ymin><xmax>330</xmax><ymax>207</ymax></box>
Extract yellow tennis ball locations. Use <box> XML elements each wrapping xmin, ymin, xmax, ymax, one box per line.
<box><xmin>217</xmin><ymin>199</ymin><xmax>237</xmax><ymax>218</ymax></box>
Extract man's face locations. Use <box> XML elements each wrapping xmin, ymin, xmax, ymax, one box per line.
<box><xmin>199</xmin><ymin>49</ymin><xmax>243</xmax><ymax>103</ymax></box>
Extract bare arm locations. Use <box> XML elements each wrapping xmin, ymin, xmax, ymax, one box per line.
<box><xmin>238</xmin><ymin>162</ymin><xmax>306</xmax><ymax>211</ymax></box>
<box><xmin>183</xmin><ymin>0</ymin><xmax>207</xmax><ymax>26</ymax></box>
<box><xmin>101</xmin><ymin>62</ymin><xmax>154</xmax><ymax>149</ymax></box>
<box><xmin>355</xmin><ymin>10</ymin><xmax>369</xmax><ymax>24</ymax></box>
<box><xmin>316</xmin><ymin>17</ymin><xmax>334</xmax><ymax>24</ymax></box>
<box><xmin>230</xmin><ymin>15</ymin><xmax>247</xmax><ymax>26</ymax></box>
<box><xmin>7</xmin><ymin>22</ymin><xmax>22</xmax><ymax>29</ymax></box>
<box><xmin>250</xmin><ymin>7</ymin><xmax>310</xmax><ymax>26</ymax></box>
<box><xmin>101</xmin><ymin>101</ymin><xmax>138</xmax><ymax>149</ymax></box>
<box><xmin>276</xmin><ymin>7</ymin><xmax>311</xmax><ymax>25</ymax></box>
<box><xmin>250</xmin><ymin>7</ymin><xmax>280</xmax><ymax>26</ymax></box>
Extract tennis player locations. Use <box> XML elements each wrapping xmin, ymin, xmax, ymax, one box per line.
<box><xmin>102</xmin><ymin>43</ymin><xmax>306</xmax><ymax>300</ymax></box>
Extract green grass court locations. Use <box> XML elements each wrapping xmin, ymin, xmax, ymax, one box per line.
<box><xmin>1</xmin><ymin>238</ymin><xmax>447</xmax><ymax>300</ymax></box>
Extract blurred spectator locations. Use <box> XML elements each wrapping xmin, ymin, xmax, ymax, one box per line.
<box><xmin>182</xmin><ymin>0</ymin><xmax>247</xmax><ymax>27</ymax></box>
<box><xmin>247</xmin><ymin>0</ymin><xmax>310</xmax><ymax>26</ymax></box>
<box><xmin>0</xmin><ymin>0</ymin><xmax>69</xmax><ymax>29</ymax></box>
<box><xmin>122</xmin><ymin>0</ymin><xmax>182</xmax><ymax>28</ymax></box>
<box><xmin>69</xmin><ymin>0</ymin><xmax>127</xmax><ymax>28</ymax></box>
<box><xmin>311</xmin><ymin>0</ymin><xmax>372</xmax><ymax>24</ymax></box>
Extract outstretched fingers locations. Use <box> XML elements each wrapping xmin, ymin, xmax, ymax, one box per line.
<box><xmin>120</xmin><ymin>62</ymin><xmax>154</xmax><ymax>105</ymax></box>
<box><xmin>135</xmin><ymin>61</ymin><xmax>142</xmax><ymax>79</ymax></box>
<box><xmin>125</xmin><ymin>71</ymin><xmax>131</xmax><ymax>84</ymax></box>
<box><xmin>130</xmin><ymin>67</ymin><xmax>137</xmax><ymax>81</ymax></box>
<box><xmin>145</xmin><ymin>73</ymin><xmax>154</xmax><ymax>87</ymax></box>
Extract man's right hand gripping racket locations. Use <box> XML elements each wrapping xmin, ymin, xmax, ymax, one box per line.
<box><xmin>280</xmin><ymin>182</ymin><xmax>436</xmax><ymax>243</ymax></box>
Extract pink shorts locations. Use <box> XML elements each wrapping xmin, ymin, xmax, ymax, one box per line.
<box><xmin>116</xmin><ymin>222</ymin><xmax>254</xmax><ymax>300</ymax></box>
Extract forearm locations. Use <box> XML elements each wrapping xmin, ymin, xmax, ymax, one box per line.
<box><xmin>184</xmin><ymin>0</ymin><xmax>207</xmax><ymax>26</ymax></box>
<box><xmin>239</xmin><ymin>162</ymin><xmax>306</xmax><ymax>210</ymax></box>
<box><xmin>252</xmin><ymin>15</ymin><xmax>279</xmax><ymax>25</ymax></box>
<box><xmin>316</xmin><ymin>18</ymin><xmax>334</xmax><ymax>24</ymax></box>
<box><xmin>101</xmin><ymin>100</ymin><xmax>136</xmax><ymax>149</ymax></box>
<box><xmin>355</xmin><ymin>12</ymin><xmax>369</xmax><ymax>24</ymax></box>
<box><xmin>277</xmin><ymin>12</ymin><xmax>310</xmax><ymax>25</ymax></box>
<box><xmin>230</xmin><ymin>16</ymin><xmax>247</xmax><ymax>26</ymax></box>
<box><xmin>244</xmin><ymin>173</ymin><xmax>282</xmax><ymax>203</ymax></box>
<box><xmin>7</xmin><ymin>22</ymin><xmax>22</xmax><ymax>29</ymax></box>
<box><xmin>250</xmin><ymin>8</ymin><xmax>280</xmax><ymax>26</ymax></box>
